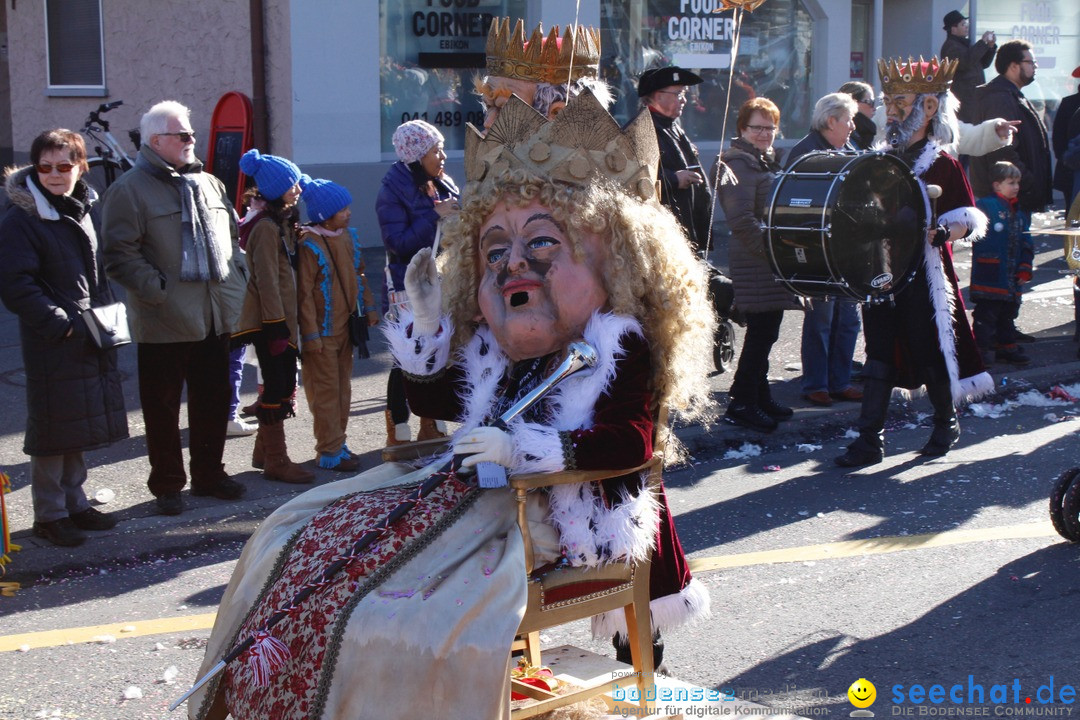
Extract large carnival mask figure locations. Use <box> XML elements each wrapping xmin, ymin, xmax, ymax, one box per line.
<box><xmin>879</xmin><ymin>56</ymin><xmax>959</xmax><ymax>150</ymax></box>
<box><xmin>476</xmin><ymin>18</ymin><xmax>607</xmax><ymax>131</ymax></box>
<box><xmin>475</xmin><ymin>199</ymin><xmax>609</xmax><ymax>360</ymax></box>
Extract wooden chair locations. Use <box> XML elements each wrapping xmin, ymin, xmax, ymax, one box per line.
<box><xmin>508</xmin><ymin>456</ymin><xmax>661</xmax><ymax>718</ymax></box>
<box><xmin>381</xmin><ymin>416</ymin><xmax>667</xmax><ymax>718</ymax></box>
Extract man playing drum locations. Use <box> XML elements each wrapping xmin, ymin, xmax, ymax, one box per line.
<box><xmin>835</xmin><ymin>56</ymin><xmax>993</xmax><ymax>468</ymax></box>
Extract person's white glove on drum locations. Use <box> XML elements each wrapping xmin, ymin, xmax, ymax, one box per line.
<box><xmin>404</xmin><ymin>248</ymin><xmax>441</xmax><ymax>336</ymax></box>
<box><xmin>455</xmin><ymin>426</ymin><xmax>514</xmax><ymax>469</ymax></box>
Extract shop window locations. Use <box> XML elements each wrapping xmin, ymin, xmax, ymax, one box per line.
<box><xmin>600</xmin><ymin>0</ymin><xmax>814</xmax><ymax>141</ymax></box>
<box><xmin>45</xmin><ymin>0</ymin><xmax>106</xmax><ymax>96</ymax></box>
<box><xmin>379</xmin><ymin>0</ymin><xmax>527</xmax><ymax>156</ymax></box>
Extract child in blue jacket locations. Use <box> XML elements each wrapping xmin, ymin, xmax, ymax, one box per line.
<box><xmin>970</xmin><ymin>161</ymin><xmax>1034</xmax><ymax>366</ymax></box>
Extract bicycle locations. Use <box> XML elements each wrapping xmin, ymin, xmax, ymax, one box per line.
<box><xmin>81</xmin><ymin>100</ymin><xmax>139</xmax><ymax>195</ymax></box>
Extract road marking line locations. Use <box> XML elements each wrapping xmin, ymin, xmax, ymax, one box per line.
<box><xmin>689</xmin><ymin>521</ymin><xmax>1058</xmax><ymax>574</ymax></box>
<box><xmin>0</xmin><ymin>523</ymin><xmax>1060</xmax><ymax>652</ymax></box>
<box><xmin>0</xmin><ymin>612</ymin><xmax>217</xmax><ymax>652</ymax></box>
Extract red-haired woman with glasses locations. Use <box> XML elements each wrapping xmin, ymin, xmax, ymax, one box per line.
<box><xmin>0</xmin><ymin>128</ymin><xmax>128</xmax><ymax>547</ymax></box>
<box><xmin>717</xmin><ymin>98</ymin><xmax>802</xmax><ymax>433</ymax></box>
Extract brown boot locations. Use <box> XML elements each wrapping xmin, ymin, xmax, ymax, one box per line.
<box><xmin>240</xmin><ymin>384</ymin><xmax>264</xmax><ymax>418</ymax></box>
<box><xmin>385</xmin><ymin>410</ymin><xmax>410</xmax><ymax>447</ymax></box>
<box><xmin>252</xmin><ymin>425</ymin><xmax>265</xmax><ymax>469</ymax></box>
<box><xmin>261</xmin><ymin>422</ymin><xmax>314</xmax><ymax>484</ymax></box>
<box><xmin>416</xmin><ymin>417</ymin><xmax>447</xmax><ymax>442</ymax></box>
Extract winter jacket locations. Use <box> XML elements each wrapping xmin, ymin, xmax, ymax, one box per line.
<box><xmin>970</xmin><ymin>76</ymin><xmax>1053</xmax><ymax>212</ymax></box>
<box><xmin>296</xmin><ymin>226</ymin><xmax>375</xmax><ymax>351</ymax></box>
<box><xmin>718</xmin><ymin>137</ymin><xmax>801</xmax><ymax>314</ymax></box>
<box><xmin>1052</xmin><ymin>93</ymin><xmax>1080</xmax><ymax>198</ymax></box>
<box><xmin>970</xmin><ymin>194</ymin><xmax>1033</xmax><ymax>303</ymax></box>
<box><xmin>784</xmin><ymin>129</ymin><xmax>854</xmax><ymax>168</ymax></box>
<box><xmin>0</xmin><ymin>168</ymin><xmax>128</xmax><ymax>455</ymax></box>
<box><xmin>375</xmin><ymin>162</ymin><xmax>459</xmax><ymax>312</ymax></box>
<box><xmin>101</xmin><ymin>144</ymin><xmax>247</xmax><ymax>343</ymax></box>
<box><xmin>650</xmin><ymin>109</ymin><xmax>714</xmax><ymax>255</ymax></box>
<box><xmin>940</xmin><ymin>34</ymin><xmax>996</xmax><ymax>122</ymax></box>
<box><xmin>233</xmin><ymin>216</ymin><xmax>301</xmax><ymax>347</ymax></box>
<box><xmin>851</xmin><ymin>112</ymin><xmax>877</xmax><ymax>151</ymax></box>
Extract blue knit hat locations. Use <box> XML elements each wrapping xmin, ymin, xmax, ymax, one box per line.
<box><xmin>238</xmin><ymin>149</ymin><xmax>302</xmax><ymax>201</ymax></box>
<box><xmin>300</xmin><ymin>176</ymin><xmax>353</xmax><ymax>223</ymax></box>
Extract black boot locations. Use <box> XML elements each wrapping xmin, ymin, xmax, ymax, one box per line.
<box><xmin>758</xmin><ymin>380</ymin><xmax>793</xmax><ymax>420</ymax></box>
<box><xmin>919</xmin><ymin>381</ymin><xmax>960</xmax><ymax>456</ymax></box>
<box><xmin>835</xmin><ymin>376</ymin><xmax>892</xmax><ymax>467</ymax></box>
<box><xmin>723</xmin><ymin>401</ymin><xmax>778</xmax><ymax>433</ymax></box>
<box><xmin>613</xmin><ymin>631</ymin><xmax>665</xmax><ymax>673</ymax></box>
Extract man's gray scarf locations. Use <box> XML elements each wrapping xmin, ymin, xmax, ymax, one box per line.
<box><xmin>136</xmin><ymin>154</ymin><xmax>231</xmax><ymax>282</ymax></box>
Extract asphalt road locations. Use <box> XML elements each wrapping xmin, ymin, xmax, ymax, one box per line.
<box><xmin>3</xmin><ymin>209</ymin><xmax>1080</xmax><ymax>718</ymax></box>
<box><xmin>2</xmin><ymin>397</ymin><xmax>1079</xmax><ymax>719</ymax></box>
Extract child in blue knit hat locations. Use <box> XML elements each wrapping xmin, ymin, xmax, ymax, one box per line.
<box><xmin>297</xmin><ymin>177</ymin><xmax>378</xmax><ymax>471</ymax></box>
<box><xmin>232</xmin><ymin>150</ymin><xmax>315</xmax><ymax>484</ymax></box>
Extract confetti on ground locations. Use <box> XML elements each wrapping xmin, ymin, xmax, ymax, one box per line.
<box><xmin>122</xmin><ymin>686</ymin><xmax>143</xmax><ymax>700</ymax></box>
<box><xmin>796</xmin><ymin>443</ymin><xmax>822</xmax><ymax>452</ymax></box>
<box><xmin>723</xmin><ymin>442</ymin><xmax>762</xmax><ymax>460</ymax></box>
<box><xmin>764</xmin><ymin>465</ymin><xmax>781</xmax><ymax>471</ymax></box>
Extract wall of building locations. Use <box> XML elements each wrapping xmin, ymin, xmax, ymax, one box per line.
<box><xmin>815</xmin><ymin>0</ymin><xmax>855</xmax><ymax>98</ymax></box>
<box><xmin>290</xmin><ymin>1</ymin><xmax>373</xmax><ymax>165</ymax></box>
<box><xmin>265</xmin><ymin>0</ymin><xmax>294</xmax><ymax>159</ymax></box>
<box><xmin>881</xmin><ymin>0</ymin><xmax>940</xmax><ymax>62</ymax></box>
<box><xmin>6</xmin><ymin>1</ymin><xmax>253</xmax><ymax>162</ymax></box>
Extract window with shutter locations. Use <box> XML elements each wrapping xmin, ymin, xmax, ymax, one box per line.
<box><xmin>44</xmin><ymin>0</ymin><xmax>106</xmax><ymax>96</ymax></box>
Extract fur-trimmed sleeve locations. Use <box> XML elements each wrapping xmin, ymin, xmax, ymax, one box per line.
<box><xmin>382</xmin><ymin>309</ymin><xmax>453</xmax><ymax>377</ymax></box>
<box><xmin>957</xmin><ymin>118</ymin><xmax>1012</xmax><ymax>157</ymax></box>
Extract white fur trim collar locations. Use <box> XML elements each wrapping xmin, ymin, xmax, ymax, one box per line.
<box><xmin>384</xmin><ymin>311</ymin><xmax>659</xmax><ymax>566</ymax></box>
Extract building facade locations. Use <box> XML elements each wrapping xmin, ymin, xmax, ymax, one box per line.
<box><xmin>3</xmin><ymin>0</ymin><xmax>1077</xmax><ymax>240</ymax></box>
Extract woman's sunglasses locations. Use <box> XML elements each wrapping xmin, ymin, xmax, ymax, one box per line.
<box><xmin>36</xmin><ymin>162</ymin><xmax>75</xmax><ymax>174</ymax></box>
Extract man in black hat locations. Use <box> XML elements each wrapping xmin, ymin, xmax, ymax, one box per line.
<box><xmin>638</xmin><ymin>66</ymin><xmax>713</xmax><ymax>256</ymax></box>
<box><xmin>940</xmin><ymin>10</ymin><xmax>996</xmax><ymax>123</ymax></box>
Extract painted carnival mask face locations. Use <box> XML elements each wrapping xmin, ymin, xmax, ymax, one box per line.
<box><xmin>477</xmin><ymin>200</ymin><xmax>608</xmax><ymax>361</ymax></box>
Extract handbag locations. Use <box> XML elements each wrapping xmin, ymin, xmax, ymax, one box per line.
<box><xmin>82</xmin><ymin>302</ymin><xmax>131</xmax><ymax>350</ymax></box>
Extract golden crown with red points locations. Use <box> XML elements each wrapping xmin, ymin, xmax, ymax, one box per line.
<box><xmin>485</xmin><ymin>17</ymin><xmax>601</xmax><ymax>85</ymax></box>
<box><xmin>878</xmin><ymin>55</ymin><xmax>958</xmax><ymax>95</ymax></box>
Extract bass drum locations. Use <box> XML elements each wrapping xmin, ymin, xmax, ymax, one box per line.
<box><xmin>767</xmin><ymin>151</ymin><xmax>928</xmax><ymax>302</ymax></box>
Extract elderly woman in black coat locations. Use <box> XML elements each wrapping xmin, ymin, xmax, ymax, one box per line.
<box><xmin>0</xmin><ymin>129</ymin><xmax>128</xmax><ymax>547</ymax></box>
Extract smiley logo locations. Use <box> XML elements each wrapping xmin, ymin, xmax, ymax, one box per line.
<box><xmin>848</xmin><ymin>678</ymin><xmax>877</xmax><ymax>708</ymax></box>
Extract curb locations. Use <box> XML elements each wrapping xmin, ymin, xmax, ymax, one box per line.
<box><xmin>8</xmin><ymin>358</ymin><xmax>1080</xmax><ymax>584</ymax></box>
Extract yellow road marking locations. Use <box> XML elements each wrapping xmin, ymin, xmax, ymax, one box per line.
<box><xmin>0</xmin><ymin>612</ymin><xmax>217</xmax><ymax>652</ymax></box>
<box><xmin>0</xmin><ymin>522</ymin><xmax>1061</xmax><ymax>652</ymax></box>
<box><xmin>689</xmin><ymin>521</ymin><xmax>1058</xmax><ymax>574</ymax></box>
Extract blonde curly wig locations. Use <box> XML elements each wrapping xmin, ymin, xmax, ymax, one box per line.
<box><xmin>439</xmin><ymin>170</ymin><xmax>717</xmax><ymax>424</ymax></box>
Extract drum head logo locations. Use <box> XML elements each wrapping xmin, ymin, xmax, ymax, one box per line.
<box><xmin>795</xmin><ymin>248</ymin><xmax>808</xmax><ymax>264</ymax></box>
<box><xmin>789</xmin><ymin>198</ymin><xmax>812</xmax><ymax>207</ymax></box>
<box><xmin>870</xmin><ymin>273</ymin><xmax>893</xmax><ymax>289</ymax></box>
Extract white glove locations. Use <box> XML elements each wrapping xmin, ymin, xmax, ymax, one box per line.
<box><xmin>404</xmin><ymin>248</ymin><xmax>441</xmax><ymax>336</ymax></box>
<box><xmin>455</xmin><ymin>426</ymin><xmax>514</xmax><ymax>469</ymax></box>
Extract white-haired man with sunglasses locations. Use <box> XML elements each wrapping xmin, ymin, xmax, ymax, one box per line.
<box><xmin>102</xmin><ymin>100</ymin><xmax>247</xmax><ymax>517</ymax></box>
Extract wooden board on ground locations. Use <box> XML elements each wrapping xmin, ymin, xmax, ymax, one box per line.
<box><xmin>537</xmin><ymin>645</ymin><xmax>804</xmax><ymax>720</ymax></box>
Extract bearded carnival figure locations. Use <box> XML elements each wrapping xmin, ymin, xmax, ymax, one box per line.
<box><xmin>835</xmin><ymin>56</ymin><xmax>992</xmax><ymax>468</ymax></box>
<box><xmin>187</xmin><ymin>81</ymin><xmax>715</xmax><ymax>720</ymax></box>
<box><xmin>474</xmin><ymin>17</ymin><xmax>611</xmax><ymax>132</ymax></box>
